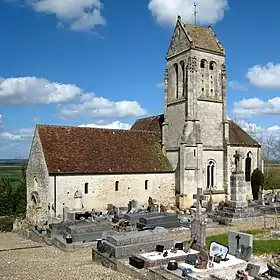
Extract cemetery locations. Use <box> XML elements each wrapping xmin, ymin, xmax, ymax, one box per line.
<box><xmin>17</xmin><ymin>152</ymin><xmax>280</xmax><ymax>279</ymax></box>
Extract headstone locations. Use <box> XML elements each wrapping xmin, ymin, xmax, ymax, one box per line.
<box><xmin>63</xmin><ymin>207</ymin><xmax>70</xmax><ymax>222</ymax></box>
<box><xmin>245</xmin><ymin>263</ymin><xmax>260</xmax><ymax>277</ymax></box>
<box><xmin>228</xmin><ymin>231</ymin><xmax>253</xmax><ymax>261</ymax></box>
<box><xmin>191</xmin><ymin>188</ymin><xmax>207</xmax><ymax>250</ymax></box>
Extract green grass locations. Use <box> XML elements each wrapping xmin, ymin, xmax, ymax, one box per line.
<box><xmin>0</xmin><ymin>164</ymin><xmax>22</xmax><ymax>188</ymax></box>
<box><xmin>206</xmin><ymin>230</ymin><xmax>280</xmax><ymax>255</ymax></box>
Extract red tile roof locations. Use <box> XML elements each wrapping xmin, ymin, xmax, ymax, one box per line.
<box><xmin>37</xmin><ymin>125</ymin><xmax>172</xmax><ymax>174</ymax></box>
<box><xmin>229</xmin><ymin>121</ymin><xmax>261</xmax><ymax>147</ymax></box>
<box><xmin>130</xmin><ymin>114</ymin><xmax>164</xmax><ymax>134</ymax></box>
<box><xmin>132</xmin><ymin>116</ymin><xmax>261</xmax><ymax>148</ymax></box>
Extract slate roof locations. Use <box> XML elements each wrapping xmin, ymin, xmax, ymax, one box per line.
<box><xmin>37</xmin><ymin>125</ymin><xmax>172</xmax><ymax>174</ymax></box>
<box><xmin>229</xmin><ymin>121</ymin><xmax>261</xmax><ymax>147</ymax></box>
<box><xmin>183</xmin><ymin>24</ymin><xmax>224</xmax><ymax>54</ymax></box>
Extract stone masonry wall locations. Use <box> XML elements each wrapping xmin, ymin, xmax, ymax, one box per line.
<box><xmin>26</xmin><ymin>128</ymin><xmax>49</xmax><ymax>223</ymax></box>
<box><xmin>48</xmin><ymin>173</ymin><xmax>175</xmax><ymax>217</ymax></box>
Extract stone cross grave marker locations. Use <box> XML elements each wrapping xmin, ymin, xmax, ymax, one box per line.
<box><xmin>233</xmin><ymin>150</ymin><xmax>243</xmax><ymax>173</ymax></box>
<box><xmin>191</xmin><ymin>188</ymin><xmax>207</xmax><ymax>249</ymax></box>
<box><xmin>193</xmin><ymin>188</ymin><xmax>207</xmax><ymax>217</ymax></box>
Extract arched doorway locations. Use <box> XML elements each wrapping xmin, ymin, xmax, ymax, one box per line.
<box><xmin>30</xmin><ymin>191</ymin><xmax>41</xmax><ymax>223</ymax></box>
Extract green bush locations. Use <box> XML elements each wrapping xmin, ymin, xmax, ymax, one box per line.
<box><xmin>251</xmin><ymin>168</ymin><xmax>264</xmax><ymax>200</ymax></box>
<box><xmin>0</xmin><ymin>217</ymin><xmax>14</xmax><ymax>232</ymax></box>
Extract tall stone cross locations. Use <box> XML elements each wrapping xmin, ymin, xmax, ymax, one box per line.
<box><xmin>233</xmin><ymin>150</ymin><xmax>242</xmax><ymax>173</ymax></box>
<box><xmin>193</xmin><ymin>188</ymin><xmax>206</xmax><ymax>218</ymax></box>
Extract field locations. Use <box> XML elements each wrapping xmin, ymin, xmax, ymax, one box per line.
<box><xmin>0</xmin><ymin>159</ymin><xmax>27</xmax><ymax>188</ymax></box>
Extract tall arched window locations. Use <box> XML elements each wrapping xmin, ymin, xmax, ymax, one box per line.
<box><xmin>245</xmin><ymin>152</ymin><xmax>252</xmax><ymax>182</ymax></box>
<box><xmin>180</xmin><ymin>61</ymin><xmax>185</xmax><ymax>96</ymax></box>
<box><xmin>174</xmin><ymin>63</ymin><xmax>179</xmax><ymax>98</ymax></box>
<box><xmin>209</xmin><ymin>61</ymin><xmax>215</xmax><ymax>70</ymax></box>
<box><xmin>84</xmin><ymin>182</ymin><xmax>89</xmax><ymax>194</ymax></box>
<box><xmin>207</xmin><ymin>161</ymin><xmax>215</xmax><ymax>189</ymax></box>
<box><xmin>34</xmin><ymin>177</ymin><xmax>38</xmax><ymax>188</ymax></box>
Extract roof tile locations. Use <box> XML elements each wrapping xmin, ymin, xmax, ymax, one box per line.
<box><xmin>37</xmin><ymin>125</ymin><xmax>172</xmax><ymax>174</ymax></box>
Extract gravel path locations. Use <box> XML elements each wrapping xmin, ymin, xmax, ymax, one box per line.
<box><xmin>0</xmin><ymin>234</ymin><xmax>137</xmax><ymax>280</ymax></box>
<box><xmin>0</xmin><ymin>216</ymin><xmax>278</xmax><ymax>280</ymax></box>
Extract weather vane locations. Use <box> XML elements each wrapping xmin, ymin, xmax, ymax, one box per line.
<box><xmin>194</xmin><ymin>2</ymin><xmax>198</xmax><ymax>26</ymax></box>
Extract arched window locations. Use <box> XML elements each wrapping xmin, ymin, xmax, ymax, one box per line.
<box><xmin>200</xmin><ymin>59</ymin><xmax>206</xmax><ymax>68</ymax></box>
<box><xmin>115</xmin><ymin>181</ymin><xmax>119</xmax><ymax>191</ymax></box>
<box><xmin>207</xmin><ymin>161</ymin><xmax>215</xmax><ymax>189</ymax></box>
<box><xmin>180</xmin><ymin>61</ymin><xmax>185</xmax><ymax>96</ymax></box>
<box><xmin>245</xmin><ymin>152</ymin><xmax>252</xmax><ymax>182</ymax></box>
<box><xmin>174</xmin><ymin>63</ymin><xmax>179</xmax><ymax>98</ymax></box>
<box><xmin>145</xmin><ymin>180</ymin><xmax>148</xmax><ymax>190</ymax></box>
<box><xmin>209</xmin><ymin>61</ymin><xmax>215</xmax><ymax>70</ymax></box>
<box><xmin>84</xmin><ymin>182</ymin><xmax>89</xmax><ymax>194</ymax></box>
<box><xmin>34</xmin><ymin>177</ymin><xmax>38</xmax><ymax>188</ymax></box>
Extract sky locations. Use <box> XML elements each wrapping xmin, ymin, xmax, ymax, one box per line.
<box><xmin>0</xmin><ymin>0</ymin><xmax>280</xmax><ymax>158</ymax></box>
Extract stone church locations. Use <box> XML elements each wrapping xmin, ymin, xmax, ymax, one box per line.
<box><xmin>26</xmin><ymin>16</ymin><xmax>261</xmax><ymax>223</ymax></box>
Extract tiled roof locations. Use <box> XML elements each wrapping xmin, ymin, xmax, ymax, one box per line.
<box><xmin>229</xmin><ymin>121</ymin><xmax>261</xmax><ymax>147</ymax></box>
<box><xmin>132</xmin><ymin>115</ymin><xmax>260</xmax><ymax>148</ymax></box>
<box><xmin>183</xmin><ymin>24</ymin><xmax>224</xmax><ymax>54</ymax></box>
<box><xmin>130</xmin><ymin>114</ymin><xmax>164</xmax><ymax>134</ymax></box>
<box><xmin>37</xmin><ymin>125</ymin><xmax>172</xmax><ymax>174</ymax></box>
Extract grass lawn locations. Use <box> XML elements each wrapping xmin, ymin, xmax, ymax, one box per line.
<box><xmin>206</xmin><ymin>229</ymin><xmax>280</xmax><ymax>255</ymax></box>
<box><xmin>0</xmin><ymin>165</ymin><xmax>22</xmax><ymax>188</ymax></box>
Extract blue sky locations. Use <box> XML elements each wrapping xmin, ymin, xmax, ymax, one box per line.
<box><xmin>0</xmin><ymin>0</ymin><xmax>280</xmax><ymax>158</ymax></box>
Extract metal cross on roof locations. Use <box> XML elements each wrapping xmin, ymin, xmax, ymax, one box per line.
<box><xmin>193</xmin><ymin>2</ymin><xmax>198</xmax><ymax>26</ymax></box>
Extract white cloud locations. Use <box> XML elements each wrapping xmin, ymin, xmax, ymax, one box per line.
<box><xmin>148</xmin><ymin>0</ymin><xmax>229</xmax><ymax>26</ymax></box>
<box><xmin>0</xmin><ymin>77</ymin><xmax>81</xmax><ymax>104</ymax></box>
<box><xmin>233</xmin><ymin>97</ymin><xmax>280</xmax><ymax>118</ymax></box>
<box><xmin>156</xmin><ymin>82</ymin><xmax>164</xmax><ymax>89</ymax></box>
<box><xmin>23</xmin><ymin>0</ymin><xmax>106</xmax><ymax>32</ymax></box>
<box><xmin>78</xmin><ymin>121</ymin><xmax>132</xmax><ymax>130</ymax></box>
<box><xmin>0</xmin><ymin>114</ymin><xmax>3</xmax><ymax>127</ymax></box>
<box><xmin>0</xmin><ymin>128</ymin><xmax>34</xmax><ymax>142</ymax></box>
<box><xmin>59</xmin><ymin>93</ymin><xmax>147</xmax><ymax>120</ymax></box>
<box><xmin>246</xmin><ymin>63</ymin><xmax>280</xmax><ymax>89</ymax></box>
<box><xmin>228</xmin><ymin>81</ymin><xmax>248</xmax><ymax>91</ymax></box>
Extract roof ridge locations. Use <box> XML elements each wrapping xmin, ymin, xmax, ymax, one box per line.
<box><xmin>37</xmin><ymin>124</ymin><xmax>160</xmax><ymax>134</ymax></box>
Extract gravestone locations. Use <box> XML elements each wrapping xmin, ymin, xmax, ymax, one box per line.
<box><xmin>191</xmin><ymin>188</ymin><xmax>207</xmax><ymax>250</ymax></box>
<box><xmin>228</xmin><ymin>231</ymin><xmax>253</xmax><ymax>261</ymax></box>
<box><xmin>124</xmin><ymin>211</ymin><xmax>160</xmax><ymax>226</ymax></box>
<box><xmin>101</xmin><ymin>227</ymin><xmax>174</xmax><ymax>258</ymax></box>
<box><xmin>136</xmin><ymin>213</ymin><xmax>180</xmax><ymax>229</ymax></box>
<box><xmin>63</xmin><ymin>220</ymin><xmax>112</xmax><ymax>242</ymax></box>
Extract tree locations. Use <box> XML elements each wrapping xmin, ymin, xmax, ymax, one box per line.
<box><xmin>13</xmin><ymin>163</ymin><xmax>27</xmax><ymax>217</ymax></box>
<box><xmin>251</xmin><ymin>168</ymin><xmax>264</xmax><ymax>200</ymax></box>
<box><xmin>0</xmin><ymin>177</ymin><xmax>14</xmax><ymax>216</ymax></box>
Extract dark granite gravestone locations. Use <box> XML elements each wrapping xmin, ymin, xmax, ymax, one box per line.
<box><xmin>136</xmin><ymin>213</ymin><xmax>180</xmax><ymax>229</ymax></box>
<box><xmin>124</xmin><ymin>211</ymin><xmax>159</xmax><ymax>226</ymax></box>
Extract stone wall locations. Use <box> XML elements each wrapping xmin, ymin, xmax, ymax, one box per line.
<box><xmin>26</xmin><ymin>128</ymin><xmax>49</xmax><ymax>223</ymax></box>
<box><xmin>48</xmin><ymin>173</ymin><xmax>175</xmax><ymax>217</ymax></box>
